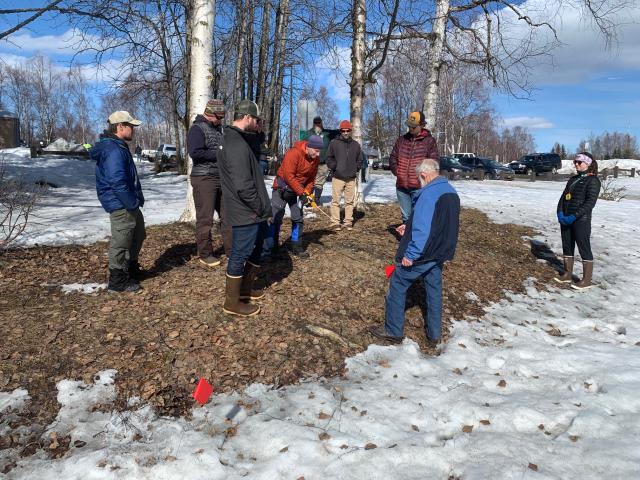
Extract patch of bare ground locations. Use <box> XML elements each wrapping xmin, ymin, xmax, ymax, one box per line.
<box><xmin>0</xmin><ymin>203</ymin><xmax>555</xmax><ymax>466</ymax></box>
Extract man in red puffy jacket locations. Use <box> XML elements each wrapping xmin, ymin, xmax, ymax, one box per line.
<box><xmin>389</xmin><ymin>111</ymin><xmax>439</xmax><ymax>223</ymax></box>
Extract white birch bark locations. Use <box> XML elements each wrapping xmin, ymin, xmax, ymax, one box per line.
<box><xmin>180</xmin><ymin>0</ymin><xmax>215</xmax><ymax>222</ymax></box>
<box><xmin>423</xmin><ymin>0</ymin><xmax>449</xmax><ymax>130</ymax></box>
<box><xmin>350</xmin><ymin>0</ymin><xmax>366</xmax><ymax>210</ymax></box>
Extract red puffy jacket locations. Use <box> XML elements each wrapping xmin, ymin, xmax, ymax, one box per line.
<box><xmin>389</xmin><ymin>129</ymin><xmax>439</xmax><ymax>189</ymax></box>
<box><xmin>274</xmin><ymin>140</ymin><xmax>319</xmax><ymax>195</ymax></box>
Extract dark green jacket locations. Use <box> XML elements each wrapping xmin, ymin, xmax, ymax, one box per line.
<box><xmin>302</xmin><ymin>128</ymin><xmax>338</xmax><ymax>164</ymax></box>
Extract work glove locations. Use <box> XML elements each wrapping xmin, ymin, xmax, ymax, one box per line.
<box><xmin>300</xmin><ymin>192</ymin><xmax>314</xmax><ymax>207</ymax></box>
<box><xmin>563</xmin><ymin>214</ymin><xmax>576</xmax><ymax>225</ymax></box>
<box><xmin>557</xmin><ymin>212</ymin><xmax>564</xmax><ymax>224</ymax></box>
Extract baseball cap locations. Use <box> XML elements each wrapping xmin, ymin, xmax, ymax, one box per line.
<box><xmin>235</xmin><ymin>100</ymin><xmax>261</xmax><ymax>118</ymax></box>
<box><xmin>406</xmin><ymin>111</ymin><xmax>426</xmax><ymax>128</ymax></box>
<box><xmin>108</xmin><ymin>111</ymin><xmax>142</xmax><ymax>126</ymax></box>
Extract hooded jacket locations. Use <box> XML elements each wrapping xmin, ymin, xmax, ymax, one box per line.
<box><xmin>326</xmin><ymin>136</ymin><xmax>363</xmax><ymax>180</ymax></box>
<box><xmin>91</xmin><ymin>133</ymin><xmax>144</xmax><ymax>213</ymax></box>
<box><xmin>389</xmin><ymin>128</ymin><xmax>439</xmax><ymax>190</ymax></box>
<box><xmin>187</xmin><ymin>114</ymin><xmax>223</xmax><ymax>177</ymax></box>
<box><xmin>396</xmin><ymin>176</ymin><xmax>460</xmax><ymax>265</ymax></box>
<box><xmin>218</xmin><ymin>125</ymin><xmax>272</xmax><ymax>226</ymax></box>
<box><xmin>274</xmin><ymin>140</ymin><xmax>319</xmax><ymax>195</ymax></box>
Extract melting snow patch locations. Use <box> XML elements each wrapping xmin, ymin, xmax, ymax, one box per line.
<box><xmin>61</xmin><ymin>283</ymin><xmax>107</xmax><ymax>294</ymax></box>
<box><xmin>0</xmin><ymin>388</ymin><xmax>30</xmax><ymax>413</ymax></box>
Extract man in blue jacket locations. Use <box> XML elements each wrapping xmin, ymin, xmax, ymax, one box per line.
<box><xmin>91</xmin><ymin>111</ymin><xmax>146</xmax><ymax>293</ymax></box>
<box><xmin>369</xmin><ymin>158</ymin><xmax>460</xmax><ymax>347</ymax></box>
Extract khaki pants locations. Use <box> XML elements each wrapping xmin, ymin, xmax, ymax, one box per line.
<box><xmin>331</xmin><ymin>178</ymin><xmax>356</xmax><ymax>225</ymax></box>
<box><xmin>108</xmin><ymin>208</ymin><xmax>146</xmax><ymax>270</ymax></box>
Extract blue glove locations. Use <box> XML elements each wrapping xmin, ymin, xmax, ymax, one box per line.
<box><xmin>557</xmin><ymin>212</ymin><xmax>564</xmax><ymax>223</ymax></box>
<box><xmin>563</xmin><ymin>214</ymin><xmax>576</xmax><ymax>225</ymax></box>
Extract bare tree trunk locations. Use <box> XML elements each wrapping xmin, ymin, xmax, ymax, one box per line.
<box><xmin>267</xmin><ymin>0</ymin><xmax>289</xmax><ymax>153</ymax></box>
<box><xmin>255</xmin><ymin>0</ymin><xmax>271</xmax><ymax>110</ymax></box>
<box><xmin>423</xmin><ymin>0</ymin><xmax>449</xmax><ymax>129</ymax></box>
<box><xmin>180</xmin><ymin>0</ymin><xmax>215</xmax><ymax>222</ymax></box>
<box><xmin>350</xmin><ymin>0</ymin><xmax>366</xmax><ymax>210</ymax></box>
<box><xmin>246</xmin><ymin>1</ymin><xmax>255</xmax><ymax>100</ymax></box>
<box><xmin>233</xmin><ymin>0</ymin><xmax>248</xmax><ymax>105</ymax></box>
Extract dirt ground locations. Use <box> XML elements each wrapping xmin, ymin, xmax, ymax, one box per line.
<box><xmin>0</xmin><ymin>203</ymin><xmax>558</xmax><ymax>466</ymax></box>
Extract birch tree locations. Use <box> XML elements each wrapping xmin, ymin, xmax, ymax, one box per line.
<box><xmin>180</xmin><ymin>0</ymin><xmax>216</xmax><ymax>222</ymax></box>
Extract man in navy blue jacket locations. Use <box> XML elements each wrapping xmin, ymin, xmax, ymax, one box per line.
<box><xmin>91</xmin><ymin>111</ymin><xmax>146</xmax><ymax>293</ymax></box>
<box><xmin>369</xmin><ymin>158</ymin><xmax>460</xmax><ymax>347</ymax></box>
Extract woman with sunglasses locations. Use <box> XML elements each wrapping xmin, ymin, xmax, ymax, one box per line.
<box><xmin>555</xmin><ymin>152</ymin><xmax>601</xmax><ymax>289</ymax></box>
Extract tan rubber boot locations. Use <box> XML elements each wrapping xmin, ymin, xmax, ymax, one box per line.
<box><xmin>223</xmin><ymin>274</ymin><xmax>260</xmax><ymax>316</ymax></box>
<box><xmin>554</xmin><ymin>256</ymin><xmax>574</xmax><ymax>283</ymax></box>
<box><xmin>572</xmin><ymin>260</ymin><xmax>594</xmax><ymax>290</ymax></box>
<box><xmin>239</xmin><ymin>261</ymin><xmax>265</xmax><ymax>300</ymax></box>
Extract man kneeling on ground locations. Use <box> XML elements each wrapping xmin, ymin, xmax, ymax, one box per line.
<box><xmin>264</xmin><ymin>134</ymin><xmax>323</xmax><ymax>258</ymax></box>
<box><xmin>369</xmin><ymin>158</ymin><xmax>460</xmax><ymax>347</ymax></box>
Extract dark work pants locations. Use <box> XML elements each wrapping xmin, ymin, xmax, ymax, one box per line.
<box><xmin>561</xmin><ymin>220</ymin><xmax>593</xmax><ymax>260</ymax></box>
<box><xmin>227</xmin><ymin>222</ymin><xmax>269</xmax><ymax>276</ymax></box>
<box><xmin>191</xmin><ymin>175</ymin><xmax>232</xmax><ymax>257</ymax></box>
<box><xmin>263</xmin><ymin>189</ymin><xmax>303</xmax><ymax>254</ymax></box>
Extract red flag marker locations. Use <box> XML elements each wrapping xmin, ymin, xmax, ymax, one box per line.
<box><xmin>385</xmin><ymin>264</ymin><xmax>396</xmax><ymax>279</ymax></box>
<box><xmin>192</xmin><ymin>378</ymin><xmax>213</xmax><ymax>406</ymax></box>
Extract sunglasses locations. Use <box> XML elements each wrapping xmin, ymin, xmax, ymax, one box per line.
<box><xmin>340</xmin><ymin>129</ymin><xmax>352</xmax><ymax>133</ymax></box>
<box><xmin>573</xmin><ymin>160</ymin><xmax>584</xmax><ymax>164</ymax></box>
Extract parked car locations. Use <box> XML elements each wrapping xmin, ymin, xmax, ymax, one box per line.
<box><xmin>440</xmin><ymin>156</ymin><xmax>473</xmax><ymax>175</ymax></box>
<box><xmin>509</xmin><ymin>153</ymin><xmax>561</xmax><ymax>175</ymax></box>
<box><xmin>452</xmin><ymin>152</ymin><xmax>476</xmax><ymax>160</ymax></box>
<box><xmin>459</xmin><ymin>156</ymin><xmax>515</xmax><ymax>180</ymax></box>
<box><xmin>155</xmin><ymin>144</ymin><xmax>178</xmax><ymax>170</ymax></box>
<box><xmin>372</xmin><ymin>156</ymin><xmax>390</xmax><ymax>170</ymax></box>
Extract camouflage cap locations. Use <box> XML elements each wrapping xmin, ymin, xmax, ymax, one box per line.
<box><xmin>235</xmin><ymin>100</ymin><xmax>260</xmax><ymax>118</ymax></box>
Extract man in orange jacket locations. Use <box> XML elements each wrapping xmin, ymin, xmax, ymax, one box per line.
<box><xmin>264</xmin><ymin>135</ymin><xmax>323</xmax><ymax>258</ymax></box>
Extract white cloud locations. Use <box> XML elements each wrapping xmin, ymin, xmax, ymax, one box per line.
<box><xmin>0</xmin><ymin>29</ymin><xmax>94</xmax><ymax>55</ymax></box>
<box><xmin>317</xmin><ymin>46</ymin><xmax>351</xmax><ymax>101</ymax></box>
<box><xmin>495</xmin><ymin>1</ymin><xmax>640</xmax><ymax>86</ymax></box>
<box><xmin>502</xmin><ymin>116</ymin><xmax>555</xmax><ymax>129</ymax></box>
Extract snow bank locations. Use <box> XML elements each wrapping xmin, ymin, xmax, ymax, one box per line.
<box><xmin>559</xmin><ymin>158</ymin><xmax>640</xmax><ymax>174</ymax></box>
<box><xmin>43</xmin><ymin>138</ymin><xmax>85</xmax><ymax>152</ymax></box>
<box><xmin>61</xmin><ymin>283</ymin><xmax>107</xmax><ymax>294</ymax></box>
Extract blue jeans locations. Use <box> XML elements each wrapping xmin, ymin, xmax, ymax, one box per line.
<box><xmin>385</xmin><ymin>261</ymin><xmax>443</xmax><ymax>340</ymax></box>
<box><xmin>396</xmin><ymin>187</ymin><xmax>420</xmax><ymax>223</ymax></box>
<box><xmin>227</xmin><ymin>222</ymin><xmax>269</xmax><ymax>276</ymax></box>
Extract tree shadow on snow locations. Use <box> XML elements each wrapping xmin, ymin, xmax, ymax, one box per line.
<box><xmin>529</xmin><ymin>239</ymin><xmax>565</xmax><ymax>274</ymax></box>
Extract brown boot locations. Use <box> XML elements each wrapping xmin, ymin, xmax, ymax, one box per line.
<box><xmin>239</xmin><ymin>261</ymin><xmax>265</xmax><ymax>300</ymax></box>
<box><xmin>554</xmin><ymin>256</ymin><xmax>574</xmax><ymax>283</ymax></box>
<box><xmin>572</xmin><ymin>260</ymin><xmax>594</xmax><ymax>290</ymax></box>
<box><xmin>223</xmin><ymin>274</ymin><xmax>260</xmax><ymax>316</ymax></box>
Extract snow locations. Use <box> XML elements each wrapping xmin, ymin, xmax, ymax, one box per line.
<box><xmin>2</xmin><ymin>150</ymin><xmax>640</xmax><ymax>478</ymax></box>
<box><xmin>0</xmin><ymin>389</ymin><xmax>29</xmax><ymax>413</ymax></box>
<box><xmin>60</xmin><ymin>283</ymin><xmax>107</xmax><ymax>294</ymax></box>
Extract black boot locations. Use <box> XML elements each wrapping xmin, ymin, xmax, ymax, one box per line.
<box><xmin>128</xmin><ymin>260</ymin><xmax>145</xmax><ymax>281</ymax></box>
<box><xmin>108</xmin><ymin>268</ymin><xmax>141</xmax><ymax>293</ymax></box>
<box><xmin>290</xmin><ymin>241</ymin><xmax>309</xmax><ymax>258</ymax></box>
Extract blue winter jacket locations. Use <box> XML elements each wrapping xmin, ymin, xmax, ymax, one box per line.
<box><xmin>396</xmin><ymin>176</ymin><xmax>460</xmax><ymax>265</ymax></box>
<box><xmin>91</xmin><ymin>135</ymin><xmax>144</xmax><ymax>213</ymax></box>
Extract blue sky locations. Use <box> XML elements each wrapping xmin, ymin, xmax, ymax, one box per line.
<box><xmin>1</xmin><ymin>1</ymin><xmax>639</xmax><ymax>153</ymax></box>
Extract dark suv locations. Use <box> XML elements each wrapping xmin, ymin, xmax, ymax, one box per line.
<box><xmin>459</xmin><ymin>157</ymin><xmax>514</xmax><ymax>180</ymax></box>
<box><xmin>509</xmin><ymin>153</ymin><xmax>561</xmax><ymax>175</ymax></box>
<box><xmin>440</xmin><ymin>156</ymin><xmax>473</xmax><ymax>176</ymax></box>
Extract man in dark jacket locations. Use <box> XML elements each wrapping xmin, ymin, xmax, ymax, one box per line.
<box><xmin>187</xmin><ymin>99</ymin><xmax>231</xmax><ymax>266</ymax></box>
<box><xmin>369</xmin><ymin>159</ymin><xmax>460</xmax><ymax>347</ymax></box>
<box><xmin>389</xmin><ymin>111</ymin><xmax>439</xmax><ymax>223</ymax></box>
<box><xmin>301</xmin><ymin>116</ymin><xmax>338</xmax><ymax>202</ymax></box>
<box><xmin>326</xmin><ymin>120</ymin><xmax>362</xmax><ymax>230</ymax></box>
<box><xmin>91</xmin><ymin>111</ymin><xmax>146</xmax><ymax>293</ymax></box>
<box><xmin>218</xmin><ymin>100</ymin><xmax>272</xmax><ymax>316</ymax></box>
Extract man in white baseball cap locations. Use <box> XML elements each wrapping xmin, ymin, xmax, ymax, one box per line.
<box><xmin>90</xmin><ymin>110</ymin><xmax>146</xmax><ymax>292</ymax></box>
